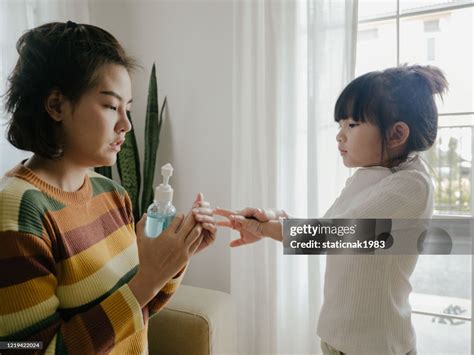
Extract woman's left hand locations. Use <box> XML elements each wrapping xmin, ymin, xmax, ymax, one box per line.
<box><xmin>191</xmin><ymin>193</ymin><xmax>217</xmax><ymax>254</ymax></box>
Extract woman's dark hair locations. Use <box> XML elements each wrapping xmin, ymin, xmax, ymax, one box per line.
<box><xmin>4</xmin><ymin>21</ymin><xmax>138</xmax><ymax>159</ymax></box>
<box><xmin>334</xmin><ymin>64</ymin><xmax>448</xmax><ymax>166</ymax></box>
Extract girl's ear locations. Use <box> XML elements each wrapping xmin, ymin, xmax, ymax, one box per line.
<box><xmin>388</xmin><ymin>121</ymin><xmax>410</xmax><ymax>149</ymax></box>
<box><xmin>44</xmin><ymin>89</ymin><xmax>66</xmax><ymax>122</ymax></box>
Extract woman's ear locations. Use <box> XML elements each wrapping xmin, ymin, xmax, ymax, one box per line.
<box><xmin>388</xmin><ymin>121</ymin><xmax>410</xmax><ymax>149</ymax></box>
<box><xmin>44</xmin><ymin>89</ymin><xmax>66</xmax><ymax>122</ymax></box>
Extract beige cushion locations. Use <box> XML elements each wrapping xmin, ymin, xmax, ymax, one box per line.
<box><xmin>148</xmin><ymin>285</ymin><xmax>236</xmax><ymax>355</ymax></box>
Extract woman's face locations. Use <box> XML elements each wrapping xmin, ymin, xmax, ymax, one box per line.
<box><xmin>60</xmin><ymin>64</ymin><xmax>132</xmax><ymax>168</ymax></box>
<box><xmin>336</xmin><ymin>117</ymin><xmax>384</xmax><ymax>168</ymax></box>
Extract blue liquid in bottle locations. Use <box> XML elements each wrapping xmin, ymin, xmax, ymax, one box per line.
<box><xmin>145</xmin><ymin>202</ymin><xmax>176</xmax><ymax>238</ymax></box>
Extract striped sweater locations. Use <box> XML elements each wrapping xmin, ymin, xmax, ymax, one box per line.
<box><xmin>0</xmin><ymin>163</ymin><xmax>186</xmax><ymax>354</ymax></box>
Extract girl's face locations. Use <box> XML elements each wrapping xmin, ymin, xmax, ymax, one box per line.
<box><xmin>60</xmin><ymin>64</ymin><xmax>132</xmax><ymax>168</ymax></box>
<box><xmin>336</xmin><ymin>118</ymin><xmax>384</xmax><ymax>168</ymax></box>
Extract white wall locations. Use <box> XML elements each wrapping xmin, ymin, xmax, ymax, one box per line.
<box><xmin>89</xmin><ymin>0</ymin><xmax>234</xmax><ymax>293</ymax></box>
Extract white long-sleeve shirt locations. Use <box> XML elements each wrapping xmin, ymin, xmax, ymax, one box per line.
<box><xmin>316</xmin><ymin>153</ymin><xmax>434</xmax><ymax>355</ymax></box>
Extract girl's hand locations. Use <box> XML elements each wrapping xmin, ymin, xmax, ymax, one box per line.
<box><xmin>191</xmin><ymin>193</ymin><xmax>217</xmax><ymax>254</ymax></box>
<box><xmin>214</xmin><ymin>208</ymin><xmax>267</xmax><ymax>247</ymax></box>
<box><xmin>228</xmin><ymin>207</ymin><xmax>288</xmax><ymax>222</ymax></box>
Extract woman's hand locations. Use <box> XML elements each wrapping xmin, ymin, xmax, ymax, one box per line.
<box><xmin>130</xmin><ymin>209</ymin><xmax>203</xmax><ymax>306</ymax></box>
<box><xmin>191</xmin><ymin>193</ymin><xmax>217</xmax><ymax>254</ymax></box>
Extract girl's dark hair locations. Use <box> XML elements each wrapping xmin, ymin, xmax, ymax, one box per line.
<box><xmin>334</xmin><ymin>64</ymin><xmax>448</xmax><ymax>166</ymax></box>
<box><xmin>4</xmin><ymin>21</ymin><xmax>138</xmax><ymax>159</ymax></box>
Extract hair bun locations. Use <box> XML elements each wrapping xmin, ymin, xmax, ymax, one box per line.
<box><xmin>66</xmin><ymin>20</ymin><xmax>78</xmax><ymax>29</ymax></box>
<box><xmin>406</xmin><ymin>64</ymin><xmax>449</xmax><ymax>98</ymax></box>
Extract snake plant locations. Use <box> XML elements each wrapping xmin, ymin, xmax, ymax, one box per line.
<box><xmin>95</xmin><ymin>63</ymin><xmax>167</xmax><ymax>223</ymax></box>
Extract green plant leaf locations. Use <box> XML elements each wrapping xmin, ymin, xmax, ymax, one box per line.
<box><xmin>141</xmin><ymin>63</ymin><xmax>161</xmax><ymax>214</ymax></box>
<box><xmin>94</xmin><ymin>166</ymin><xmax>112</xmax><ymax>179</ymax></box>
<box><xmin>159</xmin><ymin>96</ymin><xmax>167</xmax><ymax>135</ymax></box>
<box><xmin>117</xmin><ymin>111</ymin><xmax>141</xmax><ymax>223</ymax></box>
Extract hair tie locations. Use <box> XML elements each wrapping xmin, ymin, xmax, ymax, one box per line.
<box><xmin>66</xmin><ymin>20</ymin><xmax>77</xmax><ymax>29</ymax></box>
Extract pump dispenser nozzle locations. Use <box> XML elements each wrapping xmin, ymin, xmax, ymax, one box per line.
<box><xmin>161</xmin><ymin>163</ymin><xmax>173</xmax><ymax>186</ymax></box>
<box><xmin>155</xmin><ymin>163</ymin><xmax>174</xmax><ymax>203</ymax></box>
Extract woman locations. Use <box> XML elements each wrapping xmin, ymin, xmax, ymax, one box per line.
<box><xmin>0</xmin><ymin>21</ymin><xmax>216</xmax><ymax>354</ymax></box>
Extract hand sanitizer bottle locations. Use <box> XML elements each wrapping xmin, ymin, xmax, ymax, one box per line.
<box><xmin>145</xmin><ymin>163</ymin><xmax>176</xmax><ymax>238</ymax></box>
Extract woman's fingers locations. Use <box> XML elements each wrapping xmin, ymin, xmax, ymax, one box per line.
<box><xmin>169</xmin><ymin>213</ymin><xmax>186</xmax><ymax>233</ymax></box>
<box><xmin>192</xmin><ymin>207</ymin><xmax>213</xmax><ymax>216</ymax></box>
<box><xmin>192</xmin><ymin>193</ymin><xmax>204</xmax><ymax>208</ymax></box>
<box><xmin>188</xmin><ymin>233</ymin><xmax>204</xmax><ymax>255</ymax></box>
<box><xmin>175</xmin><ymin>211</ymin><xmax>197</xmax><ymax>236</ymax></box>
<box><xmin>202</xmin><ymin>223</ymin><xmax>217</xmax><ymax>235</ymax></box>
<box><xmin>185</xmin><ymin>223</ymin><xmax>203</xmax><ymax>245</ymax></box>
<box><xmin>194</xmin><ymin>214</ymin><xmax>215</xmax><ymax>224</ymax></box>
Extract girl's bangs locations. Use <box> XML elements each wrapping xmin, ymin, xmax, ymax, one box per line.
<box><xmin>334</xmin><ymin>73</ymin><xmax>380</xmax><ymax>124</ymax></box>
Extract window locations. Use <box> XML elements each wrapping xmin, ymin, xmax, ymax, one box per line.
<box><xmin>359</xmin><ymin>28</ymin><xmax>379</xmax><ymax>41</ymax></box>
<box><xmin>426</xmin><ymin>37</ymin><xmax>435</xmax><ymax>60</ymax></box>
<box><xmin>424</xmin><ymin>19</ymin><xmax>440</xmax><ymax>32</ymax></box>
<box><xmin>357</xmin><ymin>0</ymin><xmax>473</xmax><ymax>353</ymax></box>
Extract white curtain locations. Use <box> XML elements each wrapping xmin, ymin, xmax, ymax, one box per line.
<box><xmin>0</xmin><ymin>0</ymin><xmax>89</xmax><ymax>175</ymax></box>
<box><xmin>231</xmin><ymin>0</ymin><xmax>358</xmax><ymax>354</ymax></box>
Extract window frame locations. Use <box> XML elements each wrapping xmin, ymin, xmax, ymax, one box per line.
<box><xmin>358</xmin><ymin>1</ymin><xmax>474</xmax><ymax>216</ymax></box>
<box><xmin>357</xmin><ymin>0</ymin><xmax>473</xmax><ymax>352</ymax></box>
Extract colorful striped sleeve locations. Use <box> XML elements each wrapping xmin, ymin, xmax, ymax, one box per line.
<box><xmin>147</xmin><ymin>264</ymin><xmax>187</xmax><ymax>318</ymax></box>
<box><xmin>0</xmin><ymin>228</ymin><xmax>145</xmax><ymax>354</ymax></box>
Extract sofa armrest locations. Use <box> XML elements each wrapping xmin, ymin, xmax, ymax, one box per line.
<box><xmin>148</xmin><ymin>284</ymin><xmax>237</xmax><ymax>355</ymax></box>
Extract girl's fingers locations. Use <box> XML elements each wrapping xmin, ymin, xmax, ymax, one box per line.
<box><xmin>230</xmin><ymin>238</ymin><xmax>246</xmax><ymax>247</ymax></box>
<box><xmin>216</xmin><ymin>220</ymin><xmax>233</xmax><ymax>228</ymax></box>
<box><xmin>230</xmin><ymin>214</ymin><xmax>246</xmax><ymax>222</ymax></box>
<box><xmin>238</xmin><ymin>207</ymin><xmax>259</xmax><ymax>217</ymax></box>
<box><xmin>214</xmin><ymin>208</ymin><xmax>237</xmax><ymax>217</ymax></box>
<box><xmin>255</xmin><ymin>208</ymin><xmax>271</xmax><ymax>219</ymax></box>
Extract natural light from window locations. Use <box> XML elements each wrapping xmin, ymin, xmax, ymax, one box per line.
<box><xmin>356</xmin><ymin>0</ymin><xmax>473</xmax><ymax>354</ymax></box>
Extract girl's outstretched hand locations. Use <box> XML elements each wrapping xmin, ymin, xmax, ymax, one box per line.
<box><xmin>225</xmin><ymin>207</ymin><xmax>288</xmax><ymax>222</ymax></box>
<box><xmin>214</xmin><ymin>208</ymin><xmax>268</xmax><ymax>247</ymax></box>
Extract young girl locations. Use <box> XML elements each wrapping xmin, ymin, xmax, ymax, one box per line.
<box><xmin>216</xmin><ymin>65</ymin><xmax>448</xmax><ymax>355</ymax></box>
<box><xmin>0</xmin><ymin>21</ymin><xmax>217</xmax><ymax>353</ymax></box>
